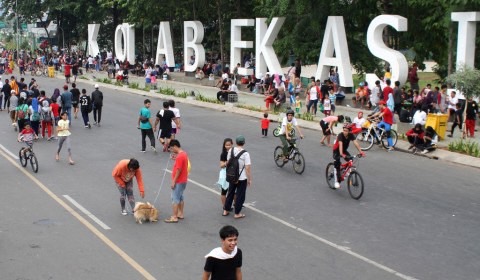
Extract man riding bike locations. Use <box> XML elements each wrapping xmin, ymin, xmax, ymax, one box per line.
<box><xmin>332</xmin><ymin>123</ymin><xmax>365</xmax><ymax>189</ymax></box>
<box><xmin>370</xmin><ymin>100</ymin><xmax>395</xmax><ymax>151</ymax></box>
<box><xmin>279</xmin><ymin>109</ymin><xmax>304</xmax><ymax>162</ymax></box>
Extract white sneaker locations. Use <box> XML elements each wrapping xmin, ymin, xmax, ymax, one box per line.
<box><xmin>334</xmin><ymin>182</ymin><xmax>340</xmax><ymax>189</ymax></box>
<box><xmin>421</xmin><ymin>149</ymin><xmax>428</xmax><ymax>154</ymax></box>
<box><xmin>151</xmin><ymin>146</ymin><xmax>157</xmax><ymax>152</ymax></box>
<box><xmin>121</xmin><ymin>209</ymin><xmax>127</xmax><ymax>216</ymax></box>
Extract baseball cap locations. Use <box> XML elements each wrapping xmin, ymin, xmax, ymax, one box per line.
<box><xmin>94</xmin><ymin>84</ymin><xmax>99</xmax><ymax>88</ymax></box>
<box><xmin>236</xmin><ymin>135</ymin><xmax>245</xmax><ymax>144</ymax></box>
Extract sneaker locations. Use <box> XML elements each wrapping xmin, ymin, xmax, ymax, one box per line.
<box><xmin>334</xmin><ymin>182</ymin><xmax>340</xmax><ymax>189</ymax></box>
<box><xmin>93</xmin><ymin>122</ymin><xmax>97</xmax><ymax>126</ymax></box>
<box><xmin>151</xmin><ymin>146</ymin><xmax>157</xmax><ymax>152</ymax></box>
<box><xmin>421</xmin><ymin>149</ymin><xmax>428</xmax><ymax>154</ymax></box>
<box><xmin>84</xmin><ymin>125</ymin><xmax>89</xmax><ymax>128</ymax></box>
<box><xmin>97</xmin><ymin>123</ymin><xmax>101</xmax><ymax>127</ymax></box>
<box><xmin>121</xmin><ymin>209</ymin><xmax>127</xmax><ymax>216</ymax></box>
<box><xmin>140</xmin><ymin>150</ymin><xmax>146</xmax><ymax>153</ymax></box>
<box><xmin>387</xmin><ymin>147</ymin><xmax>394</xmax><ymax>152</ymax></box>
<box><xmin>412</xmin><ymin>148</ymin><xmax>417</xmax><ymax>154</ymax></box>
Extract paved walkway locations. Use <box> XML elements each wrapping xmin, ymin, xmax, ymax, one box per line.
<box><xmin>55</xmin><ymin>69</ymin><xmax>480</xmax><ymax>168</ymax></box>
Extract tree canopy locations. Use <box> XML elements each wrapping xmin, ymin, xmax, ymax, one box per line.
<box><xmin>1</xmin><ymin>0</ymin><xmax>479</xmax><ymax>78</ymax></box>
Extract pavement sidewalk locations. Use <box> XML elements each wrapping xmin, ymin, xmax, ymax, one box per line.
<box><xmin>57</xmin><ymin>69</ymin><xmax>480</xmax><ymax>169</ymax></box>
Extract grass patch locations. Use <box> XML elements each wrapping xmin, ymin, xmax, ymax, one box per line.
<box><xmin>236</xmin><ymin>104</ymin><xmax>264</xmax><ymax>112</ymax></box>
<box><xmin>176</xmin><ymin>91</ymin><xmax>188</xmax><ymax>98</ymax></box>
<box><xmin>448</xmin><ymin>139</ymin><xmax>480</xmax><ymax>157</ymax></box>
<box><xmin>79</xmin><ymin>76</ymin><xmax>89</xmax><ymax>80</ymax></box>
<box><xmin>196</xmin><ymin>94</ymin><xmax>223</xmax><ymax>104</ymax></box>
<box><xmin>128</xmin><ymin>82</ymin><xmax>140</xmax><ymax>89</ymax></box>
<box><xmin>298</xmin><ymin>112</ymin><xmax>315</xmax><ymax>121</ymax></box>
<box><xmin>102</xmin><ymin>78</ymin><xmax>112</xmax><ymax>84</ymax></box>
<box><xmin>114</xmin><ymin>80</ymin><xmax>123</xmax><ymax>86</ymax></box>
<box><xmin>159</xmin><ymin>87</ymin><xmax>176</xmax><ymax>96</ymax></box>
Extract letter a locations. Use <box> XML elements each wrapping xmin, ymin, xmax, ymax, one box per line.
<box><xmin>155</xmin><ymin>22</ymin><xmax>175</xmax><ymax>67</ymax></box>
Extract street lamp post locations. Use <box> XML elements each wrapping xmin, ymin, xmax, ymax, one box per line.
<box><xmin>16</xmin><ymin>0</ymin><xmax>19</xmax><ymax>59</ymax></box>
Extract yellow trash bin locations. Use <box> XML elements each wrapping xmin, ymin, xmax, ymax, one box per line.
<box><xmin>425</xmin><ymin>113</ymin><xmax>448</xmax><ymax>140</ymax></box>
<box><xmin>48</xmin><ymin>66</ymin><xmax>55</xmax><ymax>78</ymax></box>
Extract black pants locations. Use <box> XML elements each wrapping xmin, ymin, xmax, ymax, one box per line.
<box><xmin>81</xmin><ymin>110</ymin><xmax>90</xmax><ymax>126</ymax></box>
<box><xmin>451</xmin><ymin>122</ymin><xmax>462</xmax><ymax>134</ymax></box>
<box><xmin>224</xmin><ymin>179</ymin><xmax>247</xmax><ymax>215</ymax></box>
<box><xmin>93</xmin><ymin>105</ymin><xmax>102</xmax><ymax>124</ymax></box>
<box><xmin>333</xmin><ymin>151</ymin><xmax>351</xmax><ymax>182</ymax></box>
<box><xmin>407</xmin><ymin>135</ymin><xmax>425</xmax><ymax>147</ymax></box>
<box><xmin>3</xmin><ymin>95</ymin><xmax>9</xmax><ymax>110</ymax></box>
<box><xmin>141</xmin><ymin>128</ymin><xmax>155</xmax><ymax>151</ymax></box>
<box><xmin>394</xmin><ymin>103</ymin><xmax>402</xmax><ymax>116</ymax></box>
<box><xmin>262</xmin><ymin>128</ymin><xmax>268</xmax><ymax>136</ymax></box>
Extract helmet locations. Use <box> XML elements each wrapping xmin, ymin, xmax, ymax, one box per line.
<box><xmin>343</xmin><ymin>122</ymin><xmax>354</xmax><ymax>131</ymax></box>
<box><xmin>286</xmin><ymin>109</ymin><xmax>295</xmax><ymax>116</ymax></box>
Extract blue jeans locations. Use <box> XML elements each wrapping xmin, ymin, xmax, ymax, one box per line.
<box><xmin>307</xmin><ymin>99</ymin><xmax>318</xmax><ymax>114</ymax></box>
<box><xmin>63</xmin><ymin>106</ymin><xmax>72</xmax><ymax>122</ymax></box>
<box><xmin>171</xmin><ymin>182</ymin><xmax>187</xmax><ymax>204</ymax></box>
<box><xmin>378</xmin><ymin>121</ymin><xmax>393</xmax><ymax>147</ymax></box>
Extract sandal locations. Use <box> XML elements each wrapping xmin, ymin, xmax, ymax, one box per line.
<box><xmin>234</xmin><ymin>214</ymin><xmax>246</xmax><ymax>219</ymax></box>
<box><xmin>164</xmin><ymin>217</ymin><xmax>178</xmax><ymax>223</ymax></box>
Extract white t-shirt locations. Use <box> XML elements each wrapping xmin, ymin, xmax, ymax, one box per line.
<box><xmin>229</xmin><ymin>84</ymin><xmax>238</xmax><ymax>93</ymax></box>
<box><xmin>308</xmin><ymin>86</ymin><xmax>319</xmax><ymax>101</ymax></box>
<box><xmin>222</xmin><ymin>73</ymin><xmax>229</xmax><ymax>80</ymax></box>
<box><xmin>447</xmin><ymin>96</ymin><xmax>458</xmax><ymax>110</ymax></box>
<box><xmin>87</xmin><ymin>57</ymin><xmax>94</xmax><ymax>64</ymax></box>
<box><xmin>169</xmin><ymin>107</ymin><xmax>180</xmax><ymax>129</ymax></box>
<box><xmin>371</xmin><ymin>87</ymin><xmax>380</xmax><ymax>105</ymax></box>
<box><xmin>226</xmin><ymin>147</ymin><xmax>251</xmax><ymax>181</ymax></box>
<box><xmin>413</xmin><ymin>110</ymin><xmax>427</xmax><ymax>125</ymax></box>
<box><xmin>353</xmin><ymin>117</ymin><xmax>366</xmax><ymax>128</ymax></box>
<box><xmin>323</xmin><ymin>99</ymin><xmax>331</xmax><ymax>111</ymax></box>
<box><xmin>279</xmin><ymin>116</ymin><xmax>298</xmax><ymax>135</ymax></box>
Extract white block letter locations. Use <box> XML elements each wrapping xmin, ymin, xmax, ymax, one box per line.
<box><xmin>155</xmin><ymin>22</ymin><xmax>175</xmax><ymax>67</ymax></box>
<box><xmin>231</xmin><ymin>19</ymin><xmax>255</xmax><ymax>76</ymax></box>
<box><xmin>367</xmin><ymin>15</ymin><xmax>408</xmax><ymax>85</ymax></box>
<box><xmin>114</xmin><ymin>23</ymin><xmax>136</xmax><ymax>64</ymax></box>
<box><xmin>184</xmin><ymin>21</ymin><xmax>205</xmax><ymax>72</ymax></box>
<box><xmin>256</xmin><ymin>17</ymin><xmax>285</xmax><ymax>77</ymax></box>
<box><xmin>451</xmin><ymin>12</ymin><xmax>480</xmax><ymax>70</ymax></box>
<box><xmin>315</xmin><ymin>16</ymin><xmax>353</xmax><ymax>87</ymax></box>
<box><xmin>88</xmin><ymin>24</ymin><xmax>100</xmax><ymax>57</ymax></box>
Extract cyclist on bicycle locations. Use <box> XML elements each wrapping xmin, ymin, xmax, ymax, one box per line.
<box><xmin>370</xmin><ymin>100</ymin><xmax>394</xmax><ymax>151</ymax></box>
<box><xmin>18</xmin><ymin>122</ymin><xmax>37</xmax><ymax>154</ymax></box>
<box><xmin>332</xmin><ymin>123</ymin><xmax>365</xmax><ymax>189</ymax></box>
<box><xmin>279</xmin><ymin>109</ymin><xmax>304</xmax><ymax>162</ymax></box>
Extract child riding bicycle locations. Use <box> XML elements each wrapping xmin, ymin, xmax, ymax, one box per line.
<box><xmin>332</xmin><ymin>123</ymin><xmax>365</xmax><ymax>189</ymax></box>
<box><xmin>279</xmin><ymin>109</ymin><xmax>304</xmax><ymax>162</ymax></box>
<box><xmin>18</xmin><ymin>122</ymin><xmax>38</xmax><ymax>154</ymax></box>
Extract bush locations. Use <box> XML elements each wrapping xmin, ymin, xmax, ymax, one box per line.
<box><xmin>448</xmin><ymin>139</ymin><xmax>480</xmax><ymax>157</ymax></box>
<box><xmin>102</xmin><ymin>78</ymin><xmax>112</xmax><ymax>84</ymax></box>
<box><xmin>128</xmin><ymin>82</ymin><xmax>140</xmax><ymax>89</ymax></box>
<box><xmin>298</xmin><ymin>112</ymin><xmax>314</xmax><ymax>121</ymax></box>
<box><xmin>196</xmin><ymin>94</ymin><xmax>223</xmax><ymax>104</ymax></box>
<box><xmin>176</xmin><ymin>91</ymin><xmax>188</xmax><ymax>98</ymax></box>
<box><xmin>159</xmin><ymin>87</ymin><xmax>176</xmax><ymax>96</ymax></box>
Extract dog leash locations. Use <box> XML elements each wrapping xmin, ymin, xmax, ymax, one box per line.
<box><xmin>152</xmin><ymin>157</ymin><xmax>170</xmax><ymax>207</ymax></box>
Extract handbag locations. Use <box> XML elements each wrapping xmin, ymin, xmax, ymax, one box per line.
<box><xmin>215</xmin><ymin>168</ymin><xmax>229</xmax><ymax>190</ymax></box>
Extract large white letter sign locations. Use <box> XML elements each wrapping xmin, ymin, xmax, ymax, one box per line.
<box><xmin>114</xmin><ymin>23</ymin><xmax>136</xmax><ymax>64</ymax></box>
<box><xmin>315</xmin><ymin>16</ymin><xmax>353</xmax><ymax>87</ymax></box>
<box><xmin>88</xmin><ymin>24</ymin><xmax>100</xmax><ymax>57</ymax></box>
<box><xmin>184</xmin><ymin>21</ymin><xmax>205</xmax><ymax>72</ymax></box>
<box><xmin>451</xmin><ymin>12</ymin><xmax>480</xmax><ymax>70</ymax></box>
<box><xmin>231</xmin><ymin>19</ymin><xmax>255</xmax><ymax>75</ymax></box>
<box><xmin>256</xmin><ymin>17</ymin><xmax>285</xmax><ymax>77</ymax></box>
<box><xmin>367</xmin><ymin>15</ymin><xmax>408</xmax><ymax>85</ymax></box>
<box><xmin>155</xmin><ymin>22</ymin><xmax>175</xmax><ymax>67</ymax></box>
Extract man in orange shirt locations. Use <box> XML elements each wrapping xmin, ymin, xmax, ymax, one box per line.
<box><xmin>112</xmin><ymin>158</ymin><xmax>145</xmax><ymax>215</ymax></box>
<box><xmin>165</xmin><ymin>139</ymin><xmax>189</xmax><ymax>223</ymax></box>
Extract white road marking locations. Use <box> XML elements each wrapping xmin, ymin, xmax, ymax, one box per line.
<box><xmin>63</xmin><ymin>195</ymin><xmax>111</xmax><ymax>230</ymax></box>
<box><xmin>0</xmin><ymin>144</ymin><xmax>19</xmax><ymax>160</ymax></box>
<box><xmin>166</xmin><ymin>169</ymin><xmax>418</xmax><ymax>280</ymax></box>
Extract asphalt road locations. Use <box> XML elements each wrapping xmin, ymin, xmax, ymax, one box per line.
<box><xmin>0</xmin><ymin>75</ymin><xmax>479</xmax><ymax>280</ymax></box>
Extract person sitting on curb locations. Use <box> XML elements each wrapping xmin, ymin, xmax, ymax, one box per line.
<box><xmin>419</xmin><ymin>126</ymin><xmax>438</xmax><ymax>154</ymax></box>
<box><xmin>406</xmin><ymin>123</ymin><xmax>425</xmax><ymax>153</ymax></box>
<box><xmin>216</xmin><ymin>80</ymin><xmax>238</xmax><ymax>102</ymax></box>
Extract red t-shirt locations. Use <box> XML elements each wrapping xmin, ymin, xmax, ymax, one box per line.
<box><xmin>261</xmin><ymin>118</ymin><xmax>270</xmax><ymax>129</ymax></box>
<box><xmin>383</xmin><ymin>86</ymin><xmax>393</xmax><ymax>101</ymax></box>
<box><xmin>64</xmin><ymin>64</ymin><xmax>71</xmax><ymax>76</ymax></box>
<box><xmin>381</xmin><ymin>107</ymin><xmax>393</xmax><ymax>125</ymax></box>
<box><xmin>172</xmin><ymin>151</ymin><xmax>188</xmax><ymax>184</ymax></box>
<box><xmin>51</xmin><ymin>103</ymin><xmax>60</xmax><ymax>117</ymax></box>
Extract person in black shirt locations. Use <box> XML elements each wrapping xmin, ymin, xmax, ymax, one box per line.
<box><xmin>79</xmin><ymin>89</ymin><xmax>92</xmax><ymax>128</ymax></box>
<box><xmin>332</xmin><ymin>123</ymin><xmax>365</xmax><ymax>189</ymax></box>
<box><xmin>70</xmin><ymin>83</ymin><xmax>81</xmax><ymax>119</ymax></box>
<box><xmin>465</xmin><ymin>97</ymin><xmax>478</xmax><ymax>138</ymax></box>
<box><xmin>154</xmin><ymin>101</ymin><xmax>177</xmax><ymax>152</ymax></box>
<box><xmin>1</xmin><ymin>78</ymin><xmax>11</xmax><ymax>111</ymax></box>
<box><xmin>203</xmin><ymin>225</ymin><xmax>242</xmax><ymax>280</ymax></box>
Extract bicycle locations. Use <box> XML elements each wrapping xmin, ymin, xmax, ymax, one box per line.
<box><xmin>325</xmin><ymin>154</ymin><xmax>364</xmax><ymax>199</ymax></box>
<box><xmin>355</xmin><ymin>118</ymin><xmax>398</xmax><ymax>151</ymax></box>
<box><xmin>18</xmin><ymin>145</ymin><xmax>39</xmax><ymax>173</ymax></box>
<box><xmin>273</xmin><ymin>138</ymin><xmax>305</xmax><ymax>174</ymax></box>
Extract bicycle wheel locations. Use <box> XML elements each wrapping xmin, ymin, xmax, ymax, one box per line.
<box><xmin>292</xmin><ymin>152</ymin><xmax>305</xmax><ymax>174</ymax></box>
<box><xmin>325</xmin><ymin>163</ymin><xmax>336</xmax><ymax>189</ymax></box>
<box><xmin>356</xmin><ymin>131</ymin><xmax>374</xmax><ymax>151</ymax></box>
<box><xmin>347</xmin><ymin>171</ymin><xmax>364</xmax><ymax>199</ymax></box>
<box><xmin>273</xmin><ymin>127</ymin><xmax>280</xmax><ymax>137</ymax></box>
<box><xmin>381</xmin><ymin>129</ymin><xmax>398</xmax><ymax>148</ymax></box>
<box><xmin>18</xmin><ymin>148</ymin><xmax>28</xmax><ymax>167</ymax></box>
<box><xmin>30</xmin><ymin>154</ymin><xmax>39</xmax><ymax>173</ymax></box>
<box><xmin>274</xmin><ymin>146</ymin><xmax>286</xmax><ymax>167</ymax></box>
<box><xmin>35</xmin><ymin>70</ymin><xmax>43</xmax><ymax>76</ymax></box>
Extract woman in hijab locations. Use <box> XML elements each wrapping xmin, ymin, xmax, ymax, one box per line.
<box><xmin>28</xmin><ymin>97</ymin><xmax>41</xmax><ymax>136</ymax></box>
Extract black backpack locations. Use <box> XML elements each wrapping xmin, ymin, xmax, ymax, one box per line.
<box><xmin>225</xmin><ymin>149</ymin><xmax>246</xmax><ymax>184</ymax></box>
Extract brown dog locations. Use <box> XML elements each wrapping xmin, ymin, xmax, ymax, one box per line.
<box><xmin>133</xmin><ymin>202</ymin><xmax>159</xmax><ymax>224</ymax></box>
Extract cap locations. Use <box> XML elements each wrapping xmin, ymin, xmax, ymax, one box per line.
<box><xmin>94</xmin><ymin>84</ymin><xmax>99</xmax><ymax>88</ymax></box>
<box><xmin>378</xmin><ymin>100</ymin><xmax>386</xmax><ymax>105</ymax></box>
<box><xmin>236</xmin><ymin>135</ymin><xmax>245</xmax><ymax>144</ymax></box>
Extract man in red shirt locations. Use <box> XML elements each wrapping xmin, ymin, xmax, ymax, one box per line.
<box><xmin>382</xmin><ymin>79</ymin><xmax>393</xmax><ymax>101</ymax></box>
<box><xmin>371</xmin><ymin>100</ymin><xmax>395</xmax><ymax>151</ymax></box>
<box><xmin>165</xmin><ymin>139</ymin><xmax>189</xmax><ymax>223</ymax></box>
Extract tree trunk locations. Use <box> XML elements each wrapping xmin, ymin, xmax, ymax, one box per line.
<box><xmin>447</xmin><ymin>22</ymin><xmax>454</xmax><ymax>78</ymax></box>
<box><xmin>216</xmin><ymin>0</ymin><xmax>225</xmax><ymax>67</ymax></box>
<box><xmin>112</xmin><ymin>2</ymin><xmax>119</xmax><ymax>57</ymax></box>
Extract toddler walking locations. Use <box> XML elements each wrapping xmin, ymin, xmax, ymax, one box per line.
<box><xmin>261</xmin><ymin>113</ymin><xmax>270</xmax><ymax>137</ymax></box>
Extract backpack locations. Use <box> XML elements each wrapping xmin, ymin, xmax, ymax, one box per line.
<box><xmin>32</xmin><ymin>110</ymin><xmax>40</xmax><ymax>122</ymax></box>
<box><xmin>42</xmin><ymin>110</ymin><xmax>52</xmax><ymax>122</ymax></box>
<box><xmin>17</xmin><ymin>105</ymin><xmax>27</xmax><ymax>119</ymax></box>
<box><xmin>225</xmin><ymin>149</ymin><xmax>246</xmax><ymax>184</ymax></box>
